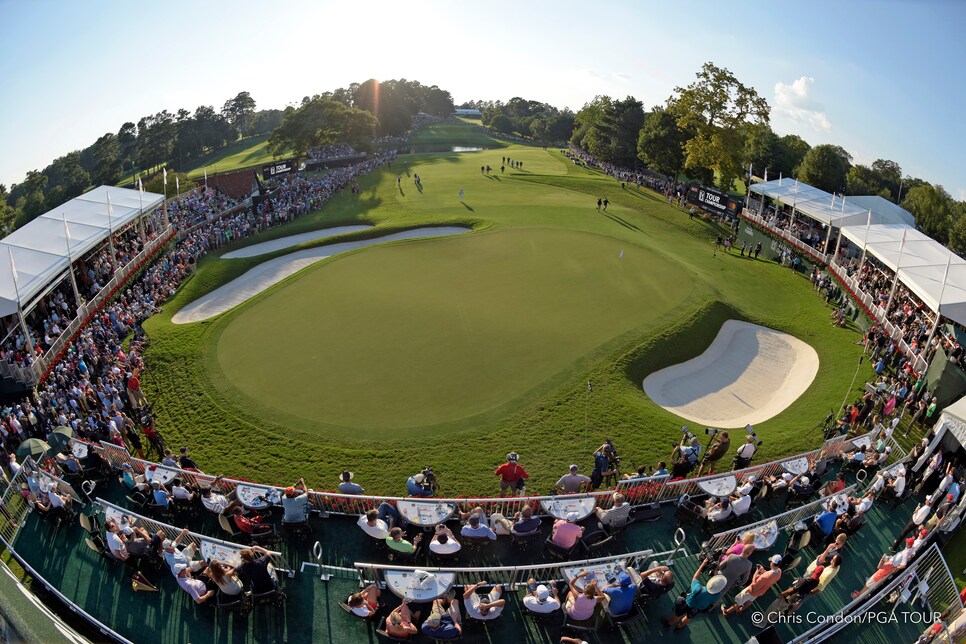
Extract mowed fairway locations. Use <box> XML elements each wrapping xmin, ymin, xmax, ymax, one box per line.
<box><xmin>212</xmin><ymin>228</ymin><xmax>692</xmax><ymax>433</ymax></box>
<box><xmin>143</xmin><ymin>120</ymin><xmax>871</xmax><ymax>494</ymax></box>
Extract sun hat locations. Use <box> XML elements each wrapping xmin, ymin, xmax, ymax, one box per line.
<box><xmin>162</xmin><ymin>539</ymin><xmax>174</xmax><ymax>550</ymax></box>
<box><xmin>801</xmin><ymin>476</ymin><xmax>810</xmax><ymax>486</ymax></box>
<box><xmin>566</xmin><ymin>512</ymin><xmax>580</xmax><ymax>522</ymax></box>
<box><xmin>706</xmin><ymin>574</ymin><xmax>728</xmax><ymax>594</ymax></box>
<box><xmin>506</xmin><ymin>452</ymin><xmax>519</xmax><ymax>463</ymax></box>
<box><xmin>569</xmin><ymin>464</ymin><xmax>579</xmax><ymax>472</ymax></box>
<box><xmin>284</xmin><ymin>486</ymin><xmax>296</xmax><ymax>497</ymax></box>
<box><xmin>618</xmin><ymin>572</ymin><xmax>632</xmax><ymax>587</ymax></box>
<box><xmin>536</xmin><ymin>585</ymin><xmax>550</xmax><ymax>600</ymax></box>
<box><xmin>770</xmin><ymin>554</ymin><xmax>783</xmax><ymax>565</ymax></box>
<box><xmin>414</xmin><ymin>473</ymin><xmax>425</xmax><ymax>484</ymax></box>
<box><xmin>341</xmin><ymin>471</ymin><xmax>354</xmax><ymax>482</ymax></box>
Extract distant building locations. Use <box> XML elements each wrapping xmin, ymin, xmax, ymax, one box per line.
<box><xmin>453</xmin><ymin>108</ymin><xmax>482</xmax><ymax>118</ymax></box>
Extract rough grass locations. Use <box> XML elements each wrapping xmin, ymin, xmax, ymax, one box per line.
<box><xmin>141</xmin><ymin>122</ymin><xmax>872</xmax><ymax>496</ymax></box>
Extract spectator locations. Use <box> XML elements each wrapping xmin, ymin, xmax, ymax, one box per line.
<box><xmin>595</xmin><ymin>493</ymin><xmax>631</xmax><ymax>528</ymax></box>
<box><xmin>602</xmin><ymin>572</ymin><xmax>637</xmax><ymax>617</ymax></box>
<box><xmin>231</xmin><ymin>507</ymin><xmax>273</xmax><ymax>536</ymax></box>
<box><xmin>385</xmin><ymin>600</ymin><xmax>419</xmax><ymax>639</ymax></box>
<box><xmin>662</xmin><ymin>560</ymin><xmax>727</xmax><ymax>630</ymax></box>
<box><xmin>386</xmin><ymin>528</ymin><xmax>422</xmax><ymax>556</ymax></box>
<box><xmin>697</xmin><ymin>431</ymin><xmax>730</xmax><ymax>477</ymax></box>
<box><xmin>282</xmin><ymin>478</ymin><xmax>310</xmax><ymax>524</ymax></box>
<box><xmin>421</xmin><ymin>593</ymin><xmax>461</xmax><ymax>639</ymax></box>
<box><xmin>494</xmin><ymin>452</ymin><xmax>528</xmax><ymax>497</ymax></box>
<box><xmin>511</xmin><ymin>505</ymin><xmax>541</xmax><ymax>535</ymax></box>
<box><xmin>463</xmin><ymin>580</ymin><xmax>505</xmax><ymax>620</ymax></box>
<box><xmin>178</xmin><ymin>446</ymin><xmax>200</xmax><ymax>471</ymax></box>
<box><xmin>347</xmin><ymin>584</ymin><xmax>381</xmax><ymax>618</ymax></box>
<box><xmin>564</xmin><ymin>571</ymin><xmax>604</xmax><ymax>621</ymax></box>
<box><xmin>357</xmin><ymin>509</ymin><xmax>389</xmax><ymax>540</ymax></box>
<box><xmin>630</xmin><ymin>564</ymin><xmax>675</xmax><ymax>599</ymax></box>
<box><xmin>522</xmin><ymin>579</ymin><xmax>561</xmax><ymax>614</ymax></box>
<box><xmin>556</xmin><ymin>464</ymin><xmax>591</xmax><ymax>494</ymax></box>
<box><xmin>429</xmin><ymin>525</ymin><xmax>461</xmax><ymax>555</ymax></box>
<box><xmin>459</xmin><ymin>508</ymin><xmax>497</xmax><ymax>540</ymax></box>
<box><xmin>162</xmin><ymin>528</ymin><xmax>205</xmax><ymax>576</ymax></box>
<box><xmin>206</xmin><ymin>559</ymin><xmax>244</xmax><ymax>596</ymax></box>
<box><xmin>722</xmin><ymin>555</ymin><xmax>783</xmax><ymax>616</ymax></box>
<box><xmin>551</xmin><ymin>512</ymin><xmax>584</xmax><ymax>550</ymax></box>
<box><xmin>337</xmin><ymin>471</ymin><xmax>364</xmax><ymax>495</ymax></box>
<box><xmin>236</xmin><ymin>545</ymin><xmax>279</xmax><ymax>595</ymax></box>
<box><xmin>175</xmin><ymin>564</ymin><xmax>214</xmax><ymax>604</ymax></box>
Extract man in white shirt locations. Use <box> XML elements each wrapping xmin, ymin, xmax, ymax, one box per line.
<box><xmin>522</xmin><ymin>580</ymin><xmax>561</xmax><ymax>614</ymax></box>
<box><xmin>463</xmin><ymin>581</ymin><xmax>504</xmax><ymax>620</ymax></box>
<box><xmin>854</xmin><ymin>491</ymin><xmax>875</xmax><ymax>515</ymax></box>
<box><xmin>556</xmin><ymin>465</ymin><xmax>591</xmax><ymax>494</ymax></box>
<box><xmin>429</xmin><ymin>525</ymin><xmax>461</xmax><ymax>555</ymax></box>
<box><xmin>892</xmin><ymin>501</ymin><xmax>932</xmax><ymax>551</ymax></box>
<box><xmin>737</xmin><ymin>475</ymin><xmax>755</xmax><ymax>497</ymax></box>
<box><xmin>357</xmin><ymin>509</ymin><xmax>389</xmax><ymax>539</ymax></box>
<box><xmin>735</xmin><ymin>437</ymin><xmax>757</xmax><ymax>468</ymax></box>
<box><xmin>170</xmin><ymin>479</ymin><xmax>195</xmax><ymax>503</ymax></box>
<box><xmin>595</xmin><ymin>493</ymin><xmax>631</xmax><ymax>528</ymax></box>
<box><xmin>105</xmin><ymin>520</ymin><xmax>129</xmax><ymax>560</ymax></box>
<box><xmin>732</xmin><ymin>492</ymin><xmax>752</xmax><ymax>516</ymax></box>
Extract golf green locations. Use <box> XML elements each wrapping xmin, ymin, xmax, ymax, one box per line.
<box><xmin>212</xmin><ymin>227</ymin><xmax>693</xmax><ymax>434</ymax></box>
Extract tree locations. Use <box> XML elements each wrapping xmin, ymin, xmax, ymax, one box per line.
<box><xmin>742</xmin><ymin>124</ymin><xmax>779</xmax><ymax>176</ymax></box>
<box><xmin>489</xmin><ymin>114</ymin><xmax>513</xmax><ymax>134</ymax></box>
<box><xmin>14</xmin><ymin>170</ymin><xmax>48</xmax><ymax>226</ymax></box>
<box><xmin>775</xmin><ymin>134</ymin><xmax>810</xmax><ymax>177</ymax></box>
<box><xmin>0</xmin><ymin>184</ymin><xmax>14</xmax><ymax>234</ymax></box>
<box><xmin>91</xmin><ymin>133</ymin><xmax>122</xmax><ymax>186</ymax></box>
<box><xmin>902</xmin><ymin>184</ymin><xmax>954</xmax><ymax>242</ymax></box>
<box><xmin>222</xmin><ymin>91</ymin><xmax>257</xmax><ymax>138</ymax></box>
<box><xmin>268</xmin><ymin>96</ymin><xmax>378</xmax><ymax>157</ymax></box>
<box><xmin>796</xmin><ymin>144</ymin><xmax>852</xmax><ymax>193</ymax></box>
<box><xmin>845</xmin><ymin>164</ymin><xmax>881</xmax><ymax>196</ymax></box>
<box><xmin>668</xmin><ymin>62</ymin><xmax>770</xmax><ymax>190</ymax></box>
<box><xmin>577</xmin><ymin>96</ymin><xmax>644</xmax><ymax>166</ymax></box>
<box><xmin>949</xmin><ymin>201</ymin><xmax>966</xmax><ymax>255</ymax></box>
<box><xmin>117</xmin><ymin>122</ymin><xmax>138</xmax><ymax>171</ymax></box>
<box><xmin>143</xmin><ymin>171</ymin><xmax>196</xmax><ymax>196</ymax></box>
<box><xmin>637</xmin><ymin>108</ymin><xmax>686</xmax><ymax>176</ymax></box>
<box><xmin>43</xmin><ymin>152</ymin><xmax>89</xmax><ymax>209</ymax></box>
<box><xmin>871</xmin><ymin>159</ymin><xmax>902</xmax><ymax>202</ymax></box>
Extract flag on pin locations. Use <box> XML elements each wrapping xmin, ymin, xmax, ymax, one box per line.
<box><xmin>619</xmin><ymin>249</ymin><xmax>624</xmax><ymax>258</ymax></box>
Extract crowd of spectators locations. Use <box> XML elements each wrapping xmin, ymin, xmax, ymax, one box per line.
<box><xmin>166</xmin><ymin>189</ymin><xmax>240</xmax><ymax>229</ymax></box>
<box><xmin>307</xmin><ymin>143</ymin><xmax>356</xmax><ymax>160</ymax></box>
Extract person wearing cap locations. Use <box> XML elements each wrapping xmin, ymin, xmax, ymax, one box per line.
<box><xmin>628</xmin><ymin>564</ymin><xmax>674</xmax><ymax>599</ymax></box>
<box><xmin>556</xmin><ymin>465</ymin><xmax>591</xmax><ymax>495</ymax></box>
<box><xmin>704</xmin><ymin>496</ymin><xmax>732</xmax><ymax>523</ymax></box>
<box><xmin>722</xmin><ymin>554</ymin><xmax>783</xmax><ymax>616</ymax></box>
<box><xmin>337</xmin><ymin>471</ymin><xmax>364</xmax><ymax>495</ymax></box>
<box><xmin>522</xmin><ymin>578</ymin><xmax>561</xmax><ymax>614</ymax></box>
<box><xmin>602</xmin><ymin>571</ymin><xmax>637</xmax><ymax>617</ymax></box>
<box><xmin>785</xmin><ymin>473</ymin><xmax>815</xmax><ymax>505</ymax></box>
<box><xmin>892</xmin><ymin>498</ymin><xmax>933</xmax><ymax>551</ymax></box>
<box><xmin>200</xmin><ymin>476</ymin><xmax>244</xmax><ymax>516</ymax></box>
<box><xmin>821</xmin><ymin>472</ymin><xmax>847</xmax><ymax>497</ymax></box>
<box><xmin>459</xmin><ymin>509</ymin><xmax>497</xmax><ymax>540</ymax></box>
<box><xmin>494</xmin><ymin>452</ymin><xmax>528</xmax><ymax>497</ymax></box>
<box><xmin>551</xmin><ymin>512</ymin><xmax>584</xmax><ymax>550</ymax></box>
<box><xmin>670</xmin><ymin>436</ymin><xmax>702</xmax><ymax>479</ymax></box>
<box><xmin>282</xmin><ymin>477</ymin><xmax>309</xmax><ymax>524</ymax></box>
<box><xmin>176</xmin><ymin>563</ymin><xmax>214</xmax><ymax>604</ymax></box>
<box><xmin>734</xmin><ymin>435</ymin><xmax>758</xmax><ymax>469</ymax></box>
<box><xmin>385</xmin><ymin>599</ymin><xmax>420</xmax><ymax>639</ymax></box>
<box><xmin>150</xmin><ymin>480</ymin><xmax>172</xmax><ymax>509</ymax></box>
<box><xmin>463</xmin><ymin>580</ymin><xmax>505</xmax><ymax>620</ymax></box>
<box><xmin>162</xmin><ymin>528</ymin><xmax>205</xmax><ymax>576</ymax></box>
<box><xmin>595</xmin><ymin>492</ymin><xmax>631</xmax><ymax>528</ymax></box>
<box><xmin>590</xmin><ymin>442</ymin><xmax>619</xmax><ymax>490</ymax></box>
<box><xmin>662</xmin><ymin>559</ymin><xmax>727</xmax><ymax>630</ymax></box>
<box><xmin>406</xmin><ymin>471</ymin><xmax>434</xmax><ymax>498</ymax></box>
<box><xmin>736</xmin><ymin>475</ymin><xmax>755</xmax><ymax>497</ymax></box>
<box><xmin>731</xmin><ymin>489</ymin><xmax>753</xmax><ymax>517</ymax></box>
<box><xmin>421</xmin><ymin>593</ymin><xmax>461</xmax><ymax>639</ymax></box>
<box><xmin>178</xmin><ymin>446</ymin><xmax>200</xmax><ymax>471</ymax></box>
<box><xmin>126</xmin><ymin>369</ymin><xmax>148</xmax><ymax>410</ymax></box>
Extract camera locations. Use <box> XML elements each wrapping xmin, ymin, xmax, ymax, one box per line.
<box><xmin>680</xmin><ymin>425</ymin><xmax>696</xmax><ymax>442</ymax></box>
<box><xmin>421</xmin><ymin>467</ymin><xmax>437</xmax><ymax>490</ymax></box>
<box><xmin>603</xmin><ymin>438</ymin><xmax>621</xmax><ymax>468</ymax></box>
<box><xmin>705</xmin><ymin>427</ymin><xmax>719</xmax><ymax>436</ymax></box>
<box><xmin>745</xmin><ymin>424</ymin><xmax>763</xmax><ymax>447</ymax></box>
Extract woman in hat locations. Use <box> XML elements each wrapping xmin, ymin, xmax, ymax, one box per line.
<box><xmin>663</xmin><ymin>559</ymin><xmax>727</xmax><ymax>630</ymax></box>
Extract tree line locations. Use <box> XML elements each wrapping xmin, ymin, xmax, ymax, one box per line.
<box><xmin>2</xmin><ymin>79</ymin><xmax>455</xmax><ymax>233</ymax></box>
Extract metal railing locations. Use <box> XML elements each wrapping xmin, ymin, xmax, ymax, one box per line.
<box><xmin>788</xmin><ymin>542</ymin><xmax>964</xmax><ymax>643</ymax></box>
<box><xmin>706</xmin><ymin>483</ymin><xmax>859</xmax><ymax>552</ymax></box>
<box><xmin>93</xmin><ymin>498</ymin><xmax>294</xmax><ymax>577</ymax></box>
<box><xmin>740</xmin><ymin>209</ymin><xmax>829</xmax><ymax>264</ymax></box>
<box><xmin>68</xmin><ymin>431</ymin><xmax>875</xmax><ymax>521</ymax></box>
<box><xmin>353</xmin><ymin>548</ymin><xmax>669</xmax><ymax>592</ymax></box>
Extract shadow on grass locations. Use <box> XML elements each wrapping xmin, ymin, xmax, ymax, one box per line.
<box><xmin>461</xmin><ymin>202</ymin><xmax>475</xmax><ymax>212</ymax></box>
<box><xmin>485</xmin><ymin>175</ymin><xmax>502</xmax><ymax>182</ymax></box>
<box><xmin>603</xmin><ymin>211</ymin><xmax>646</xmax><ymax>235</ymax></box>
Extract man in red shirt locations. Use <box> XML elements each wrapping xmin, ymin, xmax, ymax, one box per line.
<box><xmin>494</xmin><ymin>452</ymin><xmax>528</xmax><ymax>497</ymax></box>
<box><xmin>127</xmin><ymin>369</ymin><xmax>148</xmax><ymax>410</ymax></box>
<box><xmin>231</xmin><ymin>507</ymin><xmax>273</xmax><ymax>535</ymax></box>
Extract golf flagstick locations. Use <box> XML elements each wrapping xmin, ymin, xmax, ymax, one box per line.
<box><xmin>618</xmin><ymin>249</ymin><xmax>624</xmax><ymax>286</ymax></box>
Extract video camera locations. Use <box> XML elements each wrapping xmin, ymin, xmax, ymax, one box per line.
<box><xmin>421</xmin><ymin>467</ymin><xmax>438</xmax><ymax>491</ymax></box>
<box><xmin>603</xmin><ymin>438</ymin><xmax>620</xmax><ymax>469</ymax></box>
<box><xmin>679</xmin><ymin>425</ymin><xmax>696</xmax><ymax>443</ymax></box>
<box><xmin>745</xmin><ymin>424</ymin><xmax>763</xmax><ymax>447</ymax></box>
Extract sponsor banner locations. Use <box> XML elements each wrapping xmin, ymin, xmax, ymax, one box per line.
<box><xmin>688</xmin><ymin>184</ymin><xmax>739</xmax><ymax>216</ymax></box>
<box><xmin>262</xmin><ymin>160</ymin><xmax>297</xmax><ymax>178</ymax></box>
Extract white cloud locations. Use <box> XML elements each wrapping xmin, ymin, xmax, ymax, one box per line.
<box><xmin>774</xmin><ymin>76</ymin><xmax>832</xmax><ymax>131</ymax></box>
<box><xmin>612</xmin><ymin>72</ymin><xmax>631</xmax><ymax>81</ymax></box>
<box><xmin>959</xmin><ymin>188</ymin><xmax>966</xmax><ymax>202</ymax></box>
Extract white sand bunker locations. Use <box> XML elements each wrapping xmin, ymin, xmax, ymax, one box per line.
<box><xmin>172</xmin><ymin>227</ymin><xmax>471</xmax><ymax>324</ymax></box>
<box><xmin>221</xmin><ymin>225</ymin><xmax>372</xmax><ymax>259</ymax></box>
<box><xmin>642</xmin><ymin>320</ymin><xmax>819</xmax><ymax>428</ymax></box>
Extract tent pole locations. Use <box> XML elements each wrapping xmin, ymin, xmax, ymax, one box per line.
<box><xmin>833</xmin><ymin>228</ymin><xmax>843</xmax><ymax>263</ymax></box>
<box><xmin>823</xmin><ymin>224</ymin><xmax>833</xmax><ymax>256</ymax></box>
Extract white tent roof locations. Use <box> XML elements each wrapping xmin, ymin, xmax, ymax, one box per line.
<box><xmin>838</xmin><ymin>222</ymin><xmax>966</xmax><ymax>326</ymax></box>
<box><xmin>936</xmin><ymin>395</ymin><xmax>966</xmax><ymax>446</ymax></box>
<box><xmin>844</xmin><ymin>195</ymin><xmax>916</xmax><ymax>228</ymax></box>
<box><xmin>749</xmin><ymin>179</ymin><xmax>872</xmax><ymax>228</ymax></box>
<box><xmin>0</xmin><ymin>186</ymin><xmax>163</xmax><ymax>318</ymax></box>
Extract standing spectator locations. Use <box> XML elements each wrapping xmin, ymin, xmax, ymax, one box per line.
<box><xmin>556</xmin><ymin>464</ymin><xmax>591</xmax><ymax>494</ymax></box>
<box><xmin>494</xmin><ymin>452</ymin><xmax>528</xmax><ymax>497</ymax></box>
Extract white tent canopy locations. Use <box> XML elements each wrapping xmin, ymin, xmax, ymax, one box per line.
<box><xmin>837</xmin><ymin>222</ymin><xmax>966</xmax><ymax>326</ymax></box>
<box><xmin>0</xmin><ymin>186</ymin><xmax>163</xmax><ymax>318</ymax></box>
<box><xmin>845</xmin><ymin>195</ymin><xmax>916</xmax><ymax>228</ymax></box>
<box><xmin>749</xmin><ymin>179</ymin><xmax>872</xmax><ymax>228</ymax></box>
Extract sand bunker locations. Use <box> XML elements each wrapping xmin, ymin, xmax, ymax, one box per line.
<box><xmin>221</xmin><ymin>225</ymin><xmax>372</xmax><ymax>259</ymax></box>
<box><xmin>642</xmin><ymin>320</ymin><xmax>819</xmax><ymax>428</ymax></box>
<box><xmin>172</xmin><ymin>227</ymin><xmax>471</xmax><ymax>324</ymax></box>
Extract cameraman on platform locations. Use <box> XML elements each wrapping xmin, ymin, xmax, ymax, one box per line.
<box><xmin>734</xmin><ymin>436</ymin><xmax>758</xmax><ymax>470</ymax></box>
<box><xmin>590</xmin><ymin>441</ymin><xmax>620</xmax><ymax>490</ymax></box>
<box><xmin>697</xmin><ymin>431</ymin><xmax>730</xmax><ymax>477</ymax></box>
<box><xmin>671</xmin><ymin>432</ymin><xmax>702</xmax><ymax>479</ymax></box>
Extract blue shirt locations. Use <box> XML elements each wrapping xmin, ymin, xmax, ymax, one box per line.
<box><xmin>593</xmin><ymin>452</ymin><xmax>609</xmax><ymax>473</ymax></box>
<box><xmin>422</xmin><ymin>615</ymin><xmax>460</xmax><ymax>639</ymax></box>
<box><xmin>604</xmin><ymin>584</ymin><xmax>636</xmax><ymax>616</ymax></box>
<box><xmin>815</xmin><ymin>510</ymin><xmax>837</xmax><ymax>535</ymax></box>
<box><xmin>653</xmin><ymin>468</ymin><xmax>669</xmax><ymax>477</ymax></box>
<box><xmin>948</xmin><ymin>481</ymin><xmax>961</xmax><ymax>503</ymax></box>
<box><xmin>153</xmin><ymin>489</ymin><xmax>169</xmax><ymax>508</ymax></box>
<box><xmin>686</xmin><ymin>579</ymin><xmax>719</xmax><ymax>610</ymax></box>
<box><xmin>406</xmin><ymin>476</ymin><xmax>433</xmax><ymax>497</ymax></box>
<box><xmin>461</xmin><ymin>524</ymin><xmax>496</xmax><ymax>540</ymax></box>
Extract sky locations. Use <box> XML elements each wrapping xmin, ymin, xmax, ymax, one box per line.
<box><xmin>1</xmin><ymin>0</ymin><xmax>964</xmax><ymax>200</ymax></box>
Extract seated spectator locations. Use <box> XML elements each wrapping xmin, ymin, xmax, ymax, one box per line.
<box><xmin>460</xmin><ymin>509</ymin><xmax>497</xmax><ymax>540</ymax></box>
<box><xmin>787</xmin><ymin>475</ymin><xmax>815</xmax><ymax>503</ymax></box>
<box><xmin>630</xmin><ymin>564</ymin><xmax>675</xmax><ymax>598</ymax></box>
<box><xmin>463</xmin><ymin>580</ymin><xmax>505</xmax><ymax>620</ymax></box>
<box><xmin>821</xmin><ymin>473</ymin><xmax>847</xmax><ymax>496</ymax></box>
<box><xmin>511</xmin><ymin>505</ymin><xmax>541</xmax><ymax>535</ymax></box>
<box><xmin>814</xmin><ymin>507</ymin><xmax>838</xmax><ymax>537</ymax></box>
<box><xmin>602</xmin><ymin>572</ymin><xmax>637</xmax><ymax>617</ymax></box>
<box><xmin>421</xmin><ymin>594</ymin><xmax>461</xmax><ymax>639</ymax></box>
<box><xmin>357</xmin><ymin>509</ymin><xmax>389</xmax><ymax>540</ymax></box>
<box><xmin>119</xmin><ymin>463</ymin><xmax>147</xmax><ymax>492</ymax></box>
<box><xmin>237</xmin><ymin>546</ymin><xmax>278</xmax><ymax>594</ymax></box>
<box><xmin>551</xmin><ymin>512</ymin><xmax>584</xmax><ymax>550</ymax></box>
<box><xmin>722</xmin><ymin>555</ymin><xmax>783</xmax><ymax>616</ymax></box>
<box><xmin>430</xmin><ymin>525</ymin><xmax>461</xmax><ymax>555</ymax></box>
<box><xmin>557</xmin><ymin>464</ymin><xmax>591</xmax><ymax>494</ymax></box>
<box><xmin>736</xmin><ymin>475</ymin><xmax>755</xmax><ymax>497</ymax></box>
<box><xmin>338</xmin><ymin>471</ymin><xmax>364</xmax><ymax>495</ymax></box>
<box><xmin>178</xmin><ymin>446</ymin><xmax>200</xmax><ymax>471</ymax></box>
<box><xmin>522</xmin><ymin>579</ymin><xmax>561</xmax><ymax>614</ymax></box>
<box><xmin>162</xmin><ymin>528</ymin><xmax>206</xmax><ymax>576</ymax></box>
<box><xmin>151</xmin><ymin>481</ymin><xmax>171</xmax><ymax>508</ymax></box>
<box><xmin>652</xmin><ymin>461</ymin><xmax>670</xmax><ymax>477</ymax></box>
<box><xmin>124</xmin><ymin>527</ymin><xmax>163</xmax><ymax>558</ymax></box>
<box><xmin>175</xmin><ymin>564</ymin><xmax>214</xmax><ymax>604</ymax></box>
<box><xmin>46</xmin><ymin>485</ymin><xmax>72</xmax><ymax>513</ymax></box>
<box><xmin>852</xmin><ymin>490</ymin><xmax>876</xmax><ymax>515</ymax></box>
<box><xmin>595</xmin><ymin>493</ymin><xmax>631</xmax><ymax>528</ymax></box>
<box><xmin>206</xmin><ymin>559</ymin><xmax>244</xmax><ymax>596</ymax></box>
<box><xmin>170</xmin><ymin>478</ymin><xmax>196</xmax><ymax>503</ymax></box>
<box><xmin>231</xmin><ymin>507</ymin><xmax>273</xmax><ymax>535</ymax></box>
<box><xmin>732</xmin><ymin>491</ymin><xmax>752</xmax><ymax>517</ymax></box>
<box><xmin>161</xmin><ymin>449</ymin><xmax>178</xmax><ymax>468</ymax></box>
<box><xmin>704</xmin><ymin>497</ymin><xmax>732</xmax><ymax>523</ymax></box>
<box><xmin>282</xmin><ymin>478</ymin><xmax>310</xmax><ymax>523</ymax></box>
<box><xmin>347</xmin><ymin>584</ymin><xmax>381</xmax><ymax>618</ymax></box>
<box><xmin>200</xmin><ymin>477</ymin><xmax>243</xmax><ymax>515</ymax></box>
<box><xmin>105</xmin><ymin>519</ymin><xmax>130</xmax><ymax>560</ymax></box>
<box><xmin>386</xmin><ymin>528</ymin><xmax>422</xmax><ymax>556</ymax></box>
<box><xmin>565</xmin><ymin>571</ymin><xmax>604</xmax><ymax>621</ymax></box>
<box><xmin>385</xmin><ymin>599</ymin><xmax>419</xmax><ymax>639</ymax></box>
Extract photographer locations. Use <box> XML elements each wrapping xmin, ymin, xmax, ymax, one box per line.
<box><xmin>734</xmin><ymin>435</ymin><xmax>758</xmax><ymax>470</ymax></box>
<box><xmin>671</xmin><ymin>434</ymin><xmax>702</xmax><ymax>479</ymax></box>
<box><xmin>406</xmin><ymin>468</ymin><xmax>438</xmax><ymax>498</ymax></box>
<box><xmin>697</xmin><ymin>431</ymin><xmax>730</xmax><ymax>477</ymax></box>
<box><xmin>590</xmin><ymin>441</ymin><xmax>620</xmax><ymax>491</ymax></box>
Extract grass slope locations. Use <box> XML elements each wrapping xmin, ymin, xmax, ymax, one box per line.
<box><xmin>142</xmin><ymin>123</ymin><xmax>871</xmax><ymax>495</ymax></box>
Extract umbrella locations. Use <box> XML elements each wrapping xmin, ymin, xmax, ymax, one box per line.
<box><xmin>15</xmin><ymin>438</ymin><xmax>50</xmax><ymax>461</ymax></box>
<box><xmin>47</xmin><ymin>426</ymin><xmax>74</xmax><ymax>452</ymax></box>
